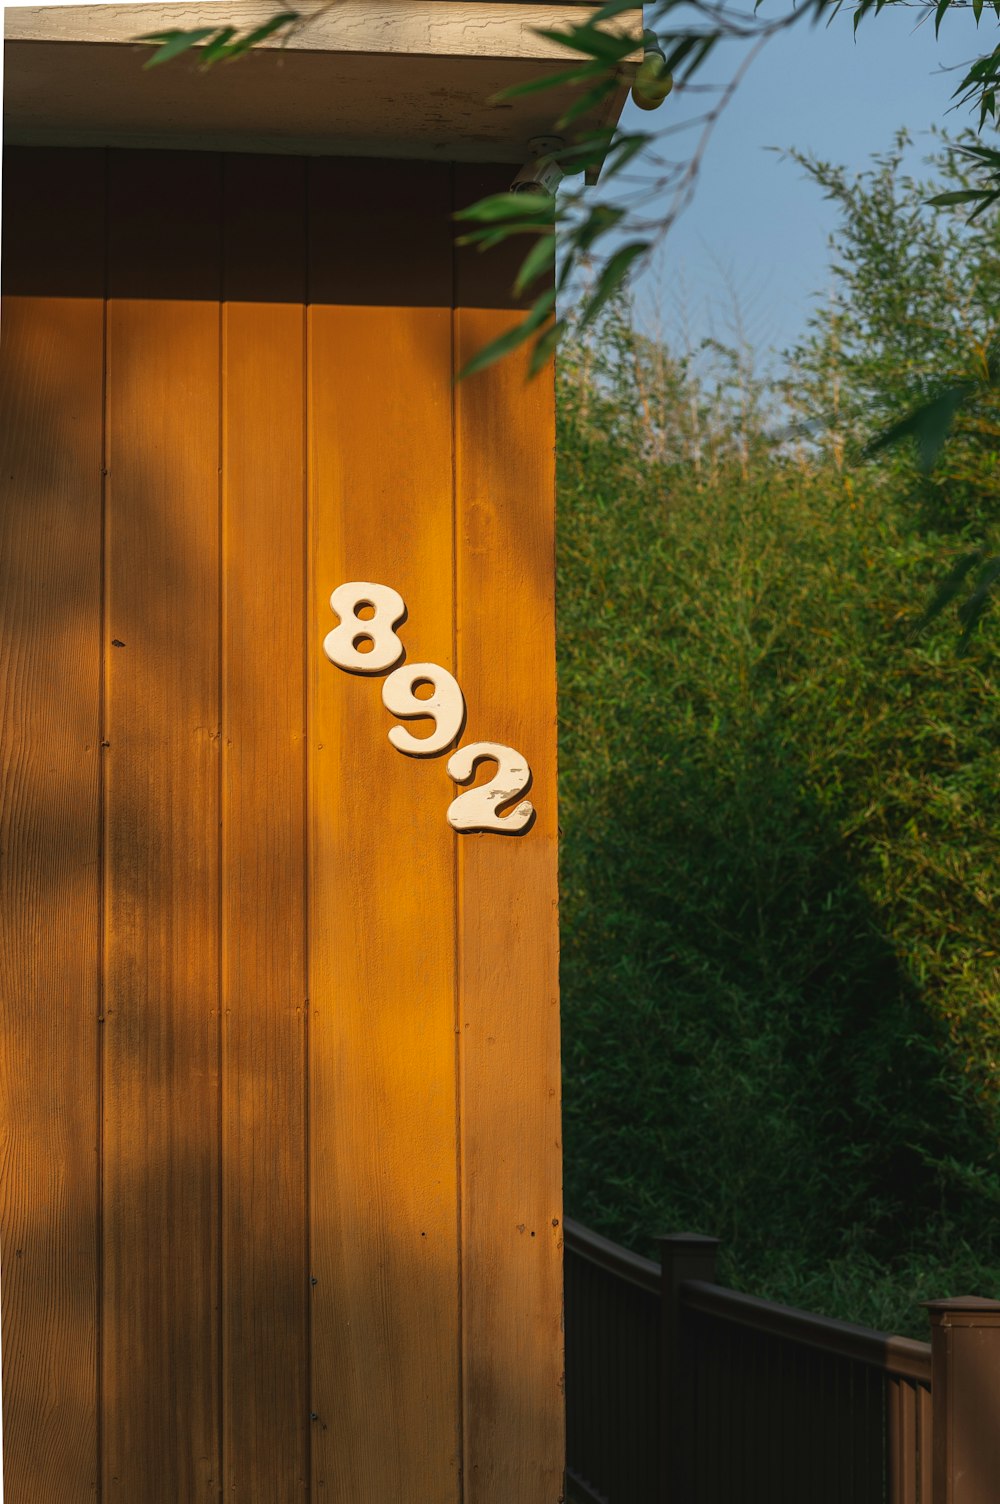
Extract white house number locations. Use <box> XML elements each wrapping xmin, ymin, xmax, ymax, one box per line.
<box><xmin>323</xmin><ymin>582</ymin><xmax>534</xmax><ymax>835</ymax></box>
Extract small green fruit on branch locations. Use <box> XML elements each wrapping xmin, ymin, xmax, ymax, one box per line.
<box><xmin>631</xmin><ymin>30</ymin><xmax>673</xmax><ymax>112</ymax></box>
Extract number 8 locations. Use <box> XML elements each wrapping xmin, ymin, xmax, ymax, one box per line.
<box><xmin>323</xmin><ymin>582</ymin><xmax>405</xmax><ymax>675</ymax></box>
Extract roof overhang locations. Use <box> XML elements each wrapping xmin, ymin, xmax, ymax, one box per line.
<box><xmin>3</xmin><ymin>1</ymin><xmax>642</xmax><ymax>163</ymax></box>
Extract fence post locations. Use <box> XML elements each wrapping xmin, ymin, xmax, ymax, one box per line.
<box><xmin>658</xmin><ymin>1233</ymin><xmax>720</xmax><ymax>1504</ymax></box>
<box><xmin>924</xmin><ymin>1297</ymin><xmax>1000</xmax><ymax>1504</ymax></box>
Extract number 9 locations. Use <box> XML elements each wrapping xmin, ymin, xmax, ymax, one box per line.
<box><xmin>381</xmin><ymin>662</ymin><xmax>466</xmax><ymax>757</ymax></box>
<box><xmin>323</xmin><ymin>582</ymin><xmax>406</xmax><ymax>675</ymax></box>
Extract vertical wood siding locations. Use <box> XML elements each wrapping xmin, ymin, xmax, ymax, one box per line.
<box><xmin>0</xmin><ymin>147</ymin><xmax>104</xmax><ymax>1504</ymax></box>
<box><xmin>307</xmin><ymin>159</ymin><xmax>461</xmax><ymax>1503</ymax></box>
<box><xmin>0</xmin><ymin>147</ymin><xmax>562</xmax><ymax>1503</ymax></box>
<box><xmin>103</xmin><ymin>147</ymin><xmax>223</xmax><ymax>1501</ymax></box>
<box><xmin>221</xmin><ymin>153</ymin><xmax>310</xmax><ymax>1499</ymax></box>
<box><xmin>453</xmin><ymin>166</ymin><xmax>564</xmax><ymax>1504</ymax></box>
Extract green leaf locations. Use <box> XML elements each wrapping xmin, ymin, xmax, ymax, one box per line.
<box><xmin>909</xmin><ymin>549</ymin><xmax>985</xmax><ymax>637</ymax></box>
<box><xmin>974</xmin><ymin>0</ymin><xmax>984</xmax><ymax>24</ymax></box>
<box><xmin>661</xmin><ymin>34</ymin><xmax>706</xmax><ymax>76</ymax></box>
<box><xmin>546</xmin><ymin>137</ymin><xmax>615</xmax><ymax>178</ymax></box>
<box><xmin>603</xmin><ymin>132</ymin><xmax>653</xmax><ymax>176</ymax></box>
<box><xmin>984</xmin><ymin>335</ymin><xmax>1000</xmax><ymax>383</ymax></box>
<box><xmin>513</xmin><ymin>231</ymin><xmax>557</xmax><ymax>297</ymax></box>
<box><xmin>138</xmin><ymin>12</ymin><xmax>298</xmax><ymax>69</ymax></box>
<box><xmin>534</xmin><ymin>22</ymin><xmax>637</xmax><ymax>64</ymax></box>
<box><xmin>528</xmin><ymin>318</ymin><xmax>567</xmax><ymax>375</ymax></box>
<box><xmin>957</xmin><ymin>556</ymin><xmax>1000</xmax><ymax>652</ymax></box>
<box><xmin>556</xmin><ymin>77</ymin><xmax>619</xmax><ymax>130</ymax></box>
<box><xmin>951</xmin><ymin>141</ymin><xmax>1000</xmax><ymax>166</ymax></box>
<box><xmin>555</xmin><ymin>247</ymin><xmax>578</xmax><ymax>293</ymax></box>
<box><xmin>457</xmin><ymin>288</ymin><xmax>556</xmax><ymax>381</ymax></box>
<box><xmin>591</xmin><ymin>0</ymin><xmax>648</xmax><ymax>21</ymax></box>
<box><xmin>864</xmin><ymin>384</ymin><xmax>973</xmax><ymax>472</ymax></box>
<box><xmin>926</xmin><ymin>189</ymin><xmax>990</xmax><ymax>207</ymax></box>
<box><xmin>578</xmin><ymin>241</ymin><xmax>650</xmax><ymax>329</ymax></box>
<box><xmin>967</xmin><ymin>186</ymin><xmax>1000</xmax><ymax>222</ymax></box>
<box><xmin>236</xmin><ymin>12</ymin><xmax>299</xmax><ymax>45</ymax></box>
<box><xmin>934</xmin><ymin>0</ymin><xmax>951</xmax><ymax>38</ymax></box>
<box><xmin>221</xmin><ymin>12</ymin><xmax>300</xmax><ymax>61</ymax></box>
<box><xmin>676</xmin><ymin>34</ymin><xmax>718</xmax><ymax>81</ymax></box>
<box><xmin>549</xmin><ymin>138</ymin><xmax>613</xmax><ymax>174</ymax></box>
<box><xmin>551</xmin><ymin>127</ymin><xmax>616</xmax><ymax>154</ymax></box>
<box><xmin>575</xmin><ymin>204</ymin><xmax>627</xmax><ymax>253</ymax></box>
<box><xmin>456</xmin><ymin>224</ymin><xmax>556</xmax><ymax>252</ymax></box>
<box><xmin>199</xmin><ymin>27</ymin><xmax>238</xmax><ymax>65</ymax></box>
<box><xmin>454</xmin><ymin>192</ymin><xmax>554</xmax><ymax>226</ymax></box>
<box><xmin>139</xmin><ymin>27</ymin><xmax>219</xmax><ymax>68</ymax></box>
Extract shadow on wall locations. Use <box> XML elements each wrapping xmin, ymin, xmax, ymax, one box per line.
<box><xmin>0</xmin><ymin>144</ymin><xmax>563</xmax><ymax>1503</ymax></box>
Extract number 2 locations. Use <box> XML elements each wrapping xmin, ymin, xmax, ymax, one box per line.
<box><xmin>446</xmin><ymin>743</ymin><xmax>534</xmax><ymax>834</ymax></box>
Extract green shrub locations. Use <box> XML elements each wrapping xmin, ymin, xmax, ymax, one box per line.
<box><xmin>556</xmin><ymin>144</ymin><xmax>1000</xmax><ymax>1336</ymax></box>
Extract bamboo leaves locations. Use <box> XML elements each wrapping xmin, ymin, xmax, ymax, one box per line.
<box><xmin>134</xmin><ymin>0</ymin><xmax>1000</xmax><ymax>395</ymax></box>
<box><xmin>140</xmin><ymin>12</ymin><xmax>300</xmax><ymax>69</ymax></box>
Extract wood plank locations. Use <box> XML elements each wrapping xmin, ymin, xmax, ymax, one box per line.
<box><xmin>454</xmin><ymin>163</ymin><xmax>564</xmax><ymax>1504</ymax></box>
<box><xmin>0</xmin><ymin>146</ymin><xmax>105</xmax><ymax>1503</ymax></box>
<box><xmin>888</xmin><ymin>1377</ymin><xmax>918</xmax><ymax>1504</ymax></box>
<box><xmin>221</xmin><ymin>153</ymin><xmax>310</xmax><ymax>1500</ymax></box>
<box><xmin>307</xmin><ymin>157</ymin><xmax>461</xmax><ymax>1503</ymax></box>
<box><xmin>918</xmin><ymin>1384</ymin><xmax>933</xmax><ymax>1504</ymax></box>
<box><xmin>6</xmin><ymin>3</ymin><xmax>643</xmax><ymax>60</ymax></box>
<box><xmin>102</xmin><ymin>149</ymin><xmax>223</xmax><ymax>1499</ymax></box>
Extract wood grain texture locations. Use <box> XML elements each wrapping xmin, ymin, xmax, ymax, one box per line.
<box><xmin>0</xmin><ymin>146</ymin><xmax>564</xmax><ymax>1504</ymax></box>
<box><xmin>4</xmin><ymin>48</ymin><xmax>632</xmax><ymax>172</ymax></box>
<box><xmin>307</xmin><ymin>157</ymin><xmax>462</xmax><ymax>1504</ymax></box>
<box><xmin>6</xmin><ymin>3</ymin><xmax>641</xmax><ymax>59</ymax></box>
<box><xmin>0</xmin><ymin>147</ymin><xmax>105</xmax><ymax>1502</ymax></box>
<box><xmin>221</xmin><ymin>154</ymin><xmax>310</xmax><ymax>1500</ymax></box>
<box><xmin>454</xmin><ymin>165</ymin><xmax>564</xmax><ymax>1504</ymax></box>
<box><xmin>102</xmin><ymin>150</ymin><xmax>223</xmax><ymax>1498</ymax></box>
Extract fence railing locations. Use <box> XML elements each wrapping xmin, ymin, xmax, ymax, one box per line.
<box><xmin>564</xmin><ymin>1220</ymin><xmax>661</xmax><ymax>1504</ymax></box>
<box><xmin>564</xmin><ymin>1218</ymin><xmax>1000</xmax><ymax>1504</ymax></box>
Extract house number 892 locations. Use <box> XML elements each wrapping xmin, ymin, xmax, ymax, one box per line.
<box><xmin>323</xmin><ymin>582</ymin><xmax>534</xmax><ymax>835</ymax></box>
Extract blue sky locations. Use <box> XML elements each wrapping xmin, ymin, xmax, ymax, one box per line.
<box><xmin>618</xmin><ymin>3</ymin><xmax>989</xmax><ymax>363</ymax></box>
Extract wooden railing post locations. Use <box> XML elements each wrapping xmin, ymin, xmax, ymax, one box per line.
<box><xmin>658</xmin><ymin>1233</ymin><xmax>720</xmax><ymax>1504</ymax></box>
<box><xmin>924</xmin><ymin>1297</ymin><xmax>1000</xmax><ymax>1504</ymax></box>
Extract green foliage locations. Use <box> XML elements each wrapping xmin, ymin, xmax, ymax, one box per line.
<box><xmin>519</xmin><ymin>0</ymin><xmax>1000</xmax><ymax>378</ymax></box>
<box><xmin>927</xmin><ymin>142</ymin><xmax>1000</xmax><ymax>222</ymax></box>
<box><xmin>555</xmin><ymin>152</ymin><xmax>1000</xmax><ymax>1336</ymax></box>
<box><xmin>132</xmin><ymin>0</ymin><xmax>1000</xmax><ymax>396</ymax></box>
<box><xmin>784</xmin><ymin>134</ymin><xmax>1000</xmax><ymax>639</ymax></box>
<box><xmin>133</xmin><ymin>0</ymin><xmax>1000</xmax><ymax>384</ymax></box>
<box><xmin>478</xmin><ymin>0</ymin><xmax>1000</xmax><ymax>370</ymax></box>
<box><xmin>139</xmin><ymin>12</ymin><xmax>299</xmax><ymax>69</ymax></box>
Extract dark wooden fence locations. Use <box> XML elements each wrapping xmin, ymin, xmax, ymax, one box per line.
<box><xmin>564</xmin><ymin>1220</ymin><xmax>662</xmax><ymax>1504</ymax></box>
<box><xmin>564</xmin><ymin>1219</ymin><xmax>1000</xmax><ymax>1504</ymax></box>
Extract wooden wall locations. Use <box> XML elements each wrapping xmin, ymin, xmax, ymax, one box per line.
<box><xmin>0</xmin><ymin>146</ymin><xmax>562</xmax><ymax>1503</ymax></box>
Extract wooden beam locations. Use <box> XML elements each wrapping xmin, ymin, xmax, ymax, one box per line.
<box><xmin>4</xmin><ymin>2</ymin><xmax>643</xmax><ymax>61</ymax></box>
